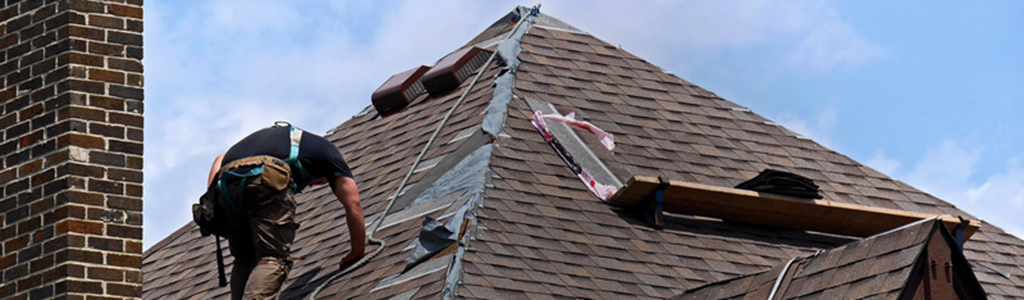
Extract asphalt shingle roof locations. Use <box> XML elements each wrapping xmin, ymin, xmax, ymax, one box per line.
<box><xmin>143</xmin><ymin>7</ymin><xmax>1024</xmax><ymax>299</ymax></box>
<box><xmin>673</xmin><ymin>219</ymin><xmax>960</xmax><ymax>299</ymax></box>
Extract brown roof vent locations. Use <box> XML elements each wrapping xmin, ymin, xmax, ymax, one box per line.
<box><xmin>422</xmin><ymin>46</ymin><xmax>492</xmax><ymax>96</ymax></box>
<box><xmin>371</xmin><ymin>65</ymin><xmax>430</xmax><ymax>117</ymax></box>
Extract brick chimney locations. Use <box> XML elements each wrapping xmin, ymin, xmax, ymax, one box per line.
<box><xmin>1</xmin><ymin>0</ymin><xmax>143</xmax><ymax>299</ymax></box>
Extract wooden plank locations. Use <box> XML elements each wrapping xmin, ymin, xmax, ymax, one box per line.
<box><xmin>608</xmin><ymin>176</ymin><xmax>981</xmax><ymax>239</ymax></box>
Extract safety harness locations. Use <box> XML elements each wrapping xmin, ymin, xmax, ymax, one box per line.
<box><xmin>204</xmin><ymin>121</ymin><xmax>313</xmax><ymax>287</ymax></box>
<box><xmin>218</xmin><ymin>121</ymin><xmax>313</xmax><ymax>214</ymax></box>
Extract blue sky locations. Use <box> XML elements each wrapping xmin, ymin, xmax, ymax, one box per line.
<box><xmin>142</xmin><ymin>1</ymin><xmax>1024</xmax><ymax>249</ymax></box>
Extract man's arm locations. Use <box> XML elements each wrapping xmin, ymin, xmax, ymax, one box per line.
<box><xmin>332</xmin><ymin>176</ymin><xmax>366</xmax><ymax>266</ymax></box>
<box><xmin>208</xmin><ymin>154</ymin><xmax>225</xmax><ymax>187</ymax></box>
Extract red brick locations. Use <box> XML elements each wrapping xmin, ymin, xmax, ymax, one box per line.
<box><xmin>90</xmin><ymin>95</ymin><xmax>124</xmax><ymax>110</ymax></box>
<box><xmin>44</xmin><ymin>151</ymin><xmax>70</xmax><ymax>168</ymax></box>
<box><xmin>31</xmin><ymin>169</ymin><xmax>55</xmax><ymax>187</ymax></box>
<box><xmin>109</xmin><ymin>4</ymin><xmax>142</xmax><ymax>19</ymax></box>
<box><xmin>108</xmin><ymin>196</ymin><xmax>141</xmax><ymax>211</ymax></box>
<box><xmin>66</xmin><ymin>78</ymin><xmax>105</xmax><ymax>94</ymax></box>
<box><xmin>62</xmin><ymin>163</ymin><xmax>106</xmax><ymax>178</ymax></box>
<box><xmin>108</xmin><ymin>58</ymin><xmax>142</xmax><ymax>73</ymax></box>
<box><xmin>66</xmin><ymin>25</ymin><xmax>105</xmax><ymax>42</ymax></box>
<box><xmin>126</xmin><ymin>73</ymin><xmax>143</xmax><ymax>87</ymax></box>
<box><xmin>29</xmin><ymin>253</ymin><xmax>54</xmax><ymax>273</ymax></box>
<box><xmin>31</xmin><ymin>4</ymin><xmax>57</xmax><ymax>23</ymax></box>
<box><xmin>68</xmin><ymin>0</ymin><xmax>106</xmax><ymax>14</ymax></box>
<box><xmin>0</xmin><ymin>34</ymin><xmax>17</xmax><ymax>49</ymax></box>
<box><xmin>20</xmin><ymin>130</ymin><xmax>43</xmax><ymax>147</ymax></box>
<box><xmin>88</xmin><ymin>68</ymin><xmax>125</xmax><ymax>84</ymax></box>
<box><xmin>5</xmin><ymin>235</ymin><xmax>29</xmax><ymax>252</ymax></box>
<box><xmin>0</xmin><ymin>88</ymin><xmax>16</xmax><ymax>102</ymax></box>
<box><xmin>0</xmin><ymin>169</ymin><xmax>17</xmax><ymax>184</ymax></box>
<box><xmin>57</xmin><ymin>134</ymin><xmax>105</xmax><ymax>149</ymax></box>
<box><xmin>126</xmin><ymin>19</ymin><xmax>143</xmax><ymax>32</ymax></box>
<box><xmin>65</xmin><ymin>279</ymin><xmax>102</xmax><ymax>294</ymax></box>
<box><xmin>108</xmin><ymin>168</ymin><xmax>141</xmax><ymax>183</ymax></box>
<box><xmin>124</xmin><ymin>184</ymin><xmax>142</xmax><ymax>197</ymax></box>
<box><xmin>125</xmin><ymin>270</ymin><xmax>141</xmax><ymax>283</ymax></box>
<box><xmin>107</xmin><ymin>224</ymin><xmax>140</xmax><ymax>239</ymax></box>
<box><xmin>88</xmin><ymin>15</ymin><xmax>124</xmax><ymax>30</ymax></box>
<box><xmin>65</xmin><ymin>220</ymin><xmax>102</xmax><ymax>235</ymax></box>
<box><xmin>18</xmin><ymin>159</ymin><xmax>43</xmax><ymax>176</ymax></box>
<box><xmin>87</xmin><ymin>179</ymin><xmax>122</xmax><ymax>194</ymax></box>
<box><xmin>126</xmin><ymin>156</ymin><xmax>142</xmax><ymax>169</ymax></box>
<box><xmin>106</xmin><ymin>253</ymin><xmax>140</xmax><ymax>268</ymax></box>
<box><xmin>19</xmin><ymin>103</ymin><xmax>45</xmax><ymax>122</ymax></box>
<box><xmin>87</xmin><ymin>41</ymin><xmax>124</xmax><ymax>56</ymax></box>
<box><xmin>109</xmin><ymin>112</ymin><xmax>142</xmax><ymax>127</ymax></box>
<box><xmin>125</xmin><ymin>241</ymin><xmax>142</xmax><ymax>254</ymax></box>
<box><xmin>87</xmin><ymin>237</ymin><xmax>122</xmax><ymax>252</ymax></box>
<box><xmin>0</xmin><ymin>254</ymin><xmax>15</xmax><ymax>269</ymax></box>
<box><xmin>65</xmin><ymin>52</ymin><xmax>104</xmax><ymax>67</ymax></box>
<box><xmin>17</xmin><ymin>274</ymin><xmax>43</xmax><ymax>292</ymax></box>
<box><xmin>107</xmin><ymin>282</ymin><xmax>140</xmax><ymax>297</ymax></box>
<box><xmin>86</xmin><ymin>266</ymin><xmax>123</xmax><ymax>281</ymax></box>
<box><xmin>63</xmin><ymin>106</ymin><xmax>106</xmax><ymax>121</ymax></box>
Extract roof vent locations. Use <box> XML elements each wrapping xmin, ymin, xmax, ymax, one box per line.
<box><xmin>422</xmin><ymin>46</ymin><xmax>492</xmax><ymax>96</ymax></box>
<box><xmin>371</xmin><ymin>65</ymin><xmax>430</xmax><ymax>117</ymax></box>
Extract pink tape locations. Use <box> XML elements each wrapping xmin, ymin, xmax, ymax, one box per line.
<box><xmin>535</xmin><ymin>111</ymin><xmax>614</xmax><ymax>151</ymax></box>
<box><xmin>531</xmin><ymin>111</ymin><xmax>618</xmax><ymax>201</ymax></box>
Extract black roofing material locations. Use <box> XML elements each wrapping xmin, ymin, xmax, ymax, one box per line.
<box><xmin>404</xmin><ymin>217</ymin><xmax>457</xmax><ymax>271</ymax></box>
<box><xmin>735</xmin><ymin>169</ymin><xmax>823</xmax><ymax>199</ymax></box>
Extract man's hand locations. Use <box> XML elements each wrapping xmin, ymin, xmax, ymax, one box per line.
<box><xmin>340</xmin><ymin>251</ymin><xmax>365</xmax><ymax>269</ymax></box>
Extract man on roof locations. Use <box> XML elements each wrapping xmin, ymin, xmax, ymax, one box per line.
<box><xmin>206</xmin><ymin>121</ymin><xmax>366</xmax><ymax>300</ymax></box>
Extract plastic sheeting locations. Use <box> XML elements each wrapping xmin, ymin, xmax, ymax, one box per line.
<box><xmin>402</xmin><ymin>144</ymin><xmax>491</xmax><ymax>272</ymax></box>
<box><xmin>482</xmin><ymin>6</ymin><xmax>535</xmax><ymax>137</ymax></box>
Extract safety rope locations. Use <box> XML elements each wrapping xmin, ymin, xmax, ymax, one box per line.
<box><xmin>306</xmin><ymin>6</ymin><xmax>539</xmax><ymax>298</ymax></box>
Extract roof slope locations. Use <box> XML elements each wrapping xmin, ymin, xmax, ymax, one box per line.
<box><xmin>144</xmin><ymin>7</ymin><xmax>1024</xmax><ymax>299</ymax></box>
<box><xmin>674</xmin><ymin>218</ymin><xmax>987</xmax><ymax>299</ymax></box>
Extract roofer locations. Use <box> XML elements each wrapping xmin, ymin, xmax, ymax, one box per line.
<box><xmin>205</xmin><ymin>121</ymin><xmax>366</xmax><ymax>300</ymax></box>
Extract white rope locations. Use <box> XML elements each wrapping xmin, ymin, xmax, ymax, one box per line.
<box><xmin>306</xmin><ymin>7</ymin><xmax>537</xmax><ymax>298</ymax></box>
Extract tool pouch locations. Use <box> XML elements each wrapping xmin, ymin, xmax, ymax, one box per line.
<box><xmin>221</xmin><ymin>156</ymin><xmax>292</xmax><ymax>192</ymax></box>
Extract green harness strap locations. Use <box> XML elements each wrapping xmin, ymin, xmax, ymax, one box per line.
<box><xmin>218</xmin><ymin>165</ymin><xmax>264</xmax><ymax>214</ymax></box>
<box><xmin>285</xmin><ymin>126</ymin><xmax>313</xmax><ymax>191</ymax></box>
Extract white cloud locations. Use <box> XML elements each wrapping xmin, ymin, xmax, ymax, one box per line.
<box><xmin>789</xmin><ymin>20</ymin><xmax>889</xmax><ymax>71</ymax></box>
<box><xmin>877</xmin><ymin>140</ymin><xmax>1024</xmax><ymax>239</ymax></box>
<box><xmin>774</xmin><ymin>105</ymin><xmax>838</xmax><ymax>149</ymax></box>
<box><xmin>541</xmin><ymin>0</ymin><xmax>884</xmax><ymax>75</ymax></box>
<box><xmin>903</xmin><ymin>140</ymin><xmax>982</xmax><ymax>200</ymax></box>
<box><xmin>864</xmin><ymin>151</ymin><xmax>902</xmax><ymax>176</ymax></box>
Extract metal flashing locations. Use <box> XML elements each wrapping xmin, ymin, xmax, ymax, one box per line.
<box><xmin>481</xmin><ymin>6</ymin><xmax>536</xmax><ymax>137</ymax></box>
<box><xmin>391</xmin><ymin>130</ymin><xmax>493</xmax><ymax>212</ymax></box>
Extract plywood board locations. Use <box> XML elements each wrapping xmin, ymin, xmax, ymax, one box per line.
<box><xmin>609</xmin><ymin>176</ymin><xmax>981</xmax><ymax>239</ymax></box>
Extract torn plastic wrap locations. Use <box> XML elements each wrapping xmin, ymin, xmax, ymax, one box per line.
<box><xmin>531</xmin><ymin>111</ymin><xmax>618</xmax><ymax>201</ymax></box>
<box><xmin>403</xmin><ymin>206</ymin><xmax>467</xmax><ymax>271</ymax></box>
<box><xmin>533</xmin><ymin>111</ymin><xmax>615</xmax><ymax>150</ymax></box>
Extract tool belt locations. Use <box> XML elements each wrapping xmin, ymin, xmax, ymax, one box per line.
<box><xmin>218</xmin><ymin>155</ymin><xmax>292</xmax><ymax>213</ymax></box>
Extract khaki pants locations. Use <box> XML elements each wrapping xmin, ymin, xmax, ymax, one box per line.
<box><xmin>218</xmin><ymin>156</ymin><xmax>299</xmax><ymax>300</ymax></box>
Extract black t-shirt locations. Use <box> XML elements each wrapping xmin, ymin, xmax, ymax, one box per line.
<box><xmin>223</xmin><ymin>126</ymin><xmax>352</xmax><ymax>192</ymax></box>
